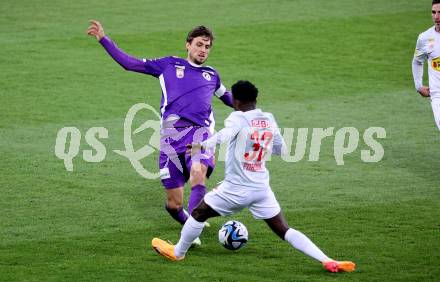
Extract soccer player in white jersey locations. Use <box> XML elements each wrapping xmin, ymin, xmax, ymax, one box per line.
<box><xmin>151</xmin><ymin>81</ymin><xmax>356</xmax><ymax>273</ymax></box>
<box><xmin>412</xmin><ymin>0</ymin><xmax>440</xmax><ymax>130</ymax></box>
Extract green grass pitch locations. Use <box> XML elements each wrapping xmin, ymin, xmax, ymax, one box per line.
<box><xmin>1</xmin><ymin>0</ymin><xmax>440</xmax><ymax>281</ymax></box>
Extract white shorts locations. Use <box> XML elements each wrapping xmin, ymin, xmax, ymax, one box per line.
<box><xmin>204</xmin><ymin>181</ymin><xmax>281</xmax><ymax>220</ymax></box>
<box><xmin>431</xmin><ymin>97</ymin><xmax>440</xmax><ymax>130</ymax></box>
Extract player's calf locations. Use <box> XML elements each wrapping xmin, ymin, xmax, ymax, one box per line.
<box><xmin>264</xmin><ymin>212</ymin><xmax>290</xmax><ymax>239</ymax></box>
<box><xmin>191</xmin><ymin>200</ymin><xmax>221</xmax><ymax>222</ymax></box>
<box><xmin>165</xmin><ymin>205</ymin><xmax>188</xmax><ymax>225</ymax></box>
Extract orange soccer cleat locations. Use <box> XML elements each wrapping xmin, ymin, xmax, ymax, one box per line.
<box><xmin>323</xmin><ymin>260</ymin><xmax>356</xmax><ymax>273</ymax></box>
<box><xmin>152</xmin><ymin>238</ymin><xmax>185</xmax><ymax>261</ymax></box>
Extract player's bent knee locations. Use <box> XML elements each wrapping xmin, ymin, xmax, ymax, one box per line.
<box><xmin>166</xmin><ymin>188</ymin><xmax>184</xmax><ymax>210</ymax></box>
<box><xmin>191</xmin><ymin>208</ymin><xmax>205</xmax><ymax>222</ymax></box>
<box><xmin>190</xmin><ymin>171</ymin><xmax>206</xmax><ymax>186</ymax></box>
<box><xmin>190</xmin><ymin>163</ymin><xmax>208</xmax><ymax>186</ymax></box>
<box><xmin>191</xmin><ymin>200</ymin><xmax>219</xmax><ymax>222</ymax></box>
<box><xmin>166</xmin><ymin>200</ymin><xmax>183</xmax><ymax>211</ymax></box>
<box><xmin>191</xmin><ymin>203</ymin><xmax>208</xmax><ymax>221</ymax></box>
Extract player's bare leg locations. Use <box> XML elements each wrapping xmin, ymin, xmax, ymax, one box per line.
<box><xmin>264</xmin><ymin>212</ymin><xmax>356</xmax><ymax>273</ymax></box>
<box><xmin>191</xmin><ymin>199</ymin><xmax>221</xmax><ymax>222</ymax></box>
<box><xmin>152</xmin><ymin>200</ymin><xmax>220</xmax><ymax>261</ymax></box>
<box><xmin>164</xmin><ymin>187</ymin><xmax>188</xmax><ymax>224</ymax></box>
<box><xmin>164</xmin><ymin>187</ymin><xmax>204</xmax><ymax>246</ymax></box>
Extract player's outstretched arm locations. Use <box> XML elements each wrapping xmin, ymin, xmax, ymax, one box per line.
<box><xmin>87</xmin><ymin>20</ymin><xmax>105</xmax><ymax>40</ymax></box>
<box><xmin>86</xmin><ymin>20</ymin><xmax>146</xmax><ymax>73</ymax></box>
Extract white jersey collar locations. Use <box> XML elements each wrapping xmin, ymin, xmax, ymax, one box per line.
<box><xmin>186</xmin><ymin>59</ymin><xmax>203</xmax><ymax>68</ymax></box>
<box><xmin>240</xmin><ymin>108</ymin><xmax>262</xmax><ymax>114</ymax></box>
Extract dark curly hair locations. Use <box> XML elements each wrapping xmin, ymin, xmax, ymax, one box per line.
<box><xmin>231</xmin><ymin>80</ymin><xmax>258</xmax><ymax>102</ymax></box>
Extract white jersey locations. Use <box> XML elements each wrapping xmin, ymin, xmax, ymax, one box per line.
<box><xmin>202</xmin><ymin>109</ymin><xmax>285</xmax><ymax>189</ymax></box>
<box><xmin>413</xmin><ymin>26</ymin><xmax>440</xmax><ymax>98</ymax></box>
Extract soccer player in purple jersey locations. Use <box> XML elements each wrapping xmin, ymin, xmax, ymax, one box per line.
<box><xmin>87</xmin><ymin>21</ymin><xmax>233</xmax><ymax>234</ymax></box>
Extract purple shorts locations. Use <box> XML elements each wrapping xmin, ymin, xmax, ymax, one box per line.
<box><xmin>159</xmin><ymin>126</ymin><xmax>215</xmax><ymax>189</ymax></box>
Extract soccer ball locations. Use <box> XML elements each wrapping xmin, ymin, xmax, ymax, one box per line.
<box><xmin>218</xmin><ymin>220</ymin><xmax>248</xmax><ymax>250</ymax></box>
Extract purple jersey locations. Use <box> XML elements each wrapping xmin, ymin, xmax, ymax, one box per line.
<box><xmin>144</xmin><ymin>56</ymin><xmax>228</xmax><ymax>128</ymax></box>
<box><xmin>99</xmin><ymin>36</ymin><xmax>233</xmax><ymax>128</ymax></box>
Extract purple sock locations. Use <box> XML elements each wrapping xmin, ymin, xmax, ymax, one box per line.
<box><xmin>165</xmin><ymin>205</ymin><xmax>189</xmax><ymax>225</ymax></box>
<box><xmin>188</xmin><ymin>184</ymin><xmax>206</xmax><ymax>214</ymax></box>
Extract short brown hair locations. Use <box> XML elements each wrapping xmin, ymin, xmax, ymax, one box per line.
<box><xmin>186</xmin><ymin>26</ymin><xmax>214</xmax><ymax>44</ymax></box>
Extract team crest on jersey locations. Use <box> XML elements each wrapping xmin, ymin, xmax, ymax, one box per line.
<box><xmin>175</xmin><ymin>65</ymin><xmax>185</xmax><ymax>78</ymax></box>
<box><xmin>432</xmin><ymin>57</ymin><xmax>440</xmax><ymax>71</ymax></box>
<box><xmin>202</xmin><ymin>72</ymin><xmax>211</xmax><ymax>81</ymax></box>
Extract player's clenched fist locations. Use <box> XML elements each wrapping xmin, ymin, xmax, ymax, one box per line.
<box><xmin>87</xmin><ymin>20</ymin><xmax>105</xmax><ymax>41</ymax></box>
<box><xmin>417</xmin><ymin>86</ymin><xmax>430</xmax><ymax>98</ymax></box>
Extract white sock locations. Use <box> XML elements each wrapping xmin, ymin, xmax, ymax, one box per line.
<box><xmin>174</xmin><ymin>216</ymin><xmax>205</xmax><ymax>257</ymax></box>
<box><xmin>284</xmin><ymin>228</ymin><xmax>330</xmax><ymax>262</ymax></box>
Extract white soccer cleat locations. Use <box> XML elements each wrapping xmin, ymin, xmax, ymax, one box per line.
<box><xmin>191</xmin><ymin>237</ymin><xmax>202</xmax><ymax>247</ymax></box>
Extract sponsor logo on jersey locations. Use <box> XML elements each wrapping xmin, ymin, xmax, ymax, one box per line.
<box><xmin>251</xmin><ymin>119</ymin><xmax>271</xmax><ymax>128</ymax></box>
<box><xmin>202</xmin><ymin>72</ymin><xmax>211</xmax><ymax>81</ymax></box>
<box><xmin>243</xmin><ymin>162</ymin><xmax>263</xmax><ymax>171</ymax></box>
<box><xmin>175</xmin><ymin>65</ymin><xmax>185</xmax><ymax>78</ymax></box>
<box><xmin>432</xmin><ymin>57</ymin><xmax>440</xmax><ymax>71</ymax></box>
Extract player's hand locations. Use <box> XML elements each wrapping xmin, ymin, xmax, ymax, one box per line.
<box><xmin>417</xmin><ymin>86</ymin><xmax>430</xmax><ymax>97</ymax></box>
<box><xmin>186</xmin><ymin>143</ymin><xmax>203</xmax><ymax>155</ymax></box>
<box><xmin>87</xmin><ymin>20</ymin><xmax>105</xmax><ymax>41</ymax></box>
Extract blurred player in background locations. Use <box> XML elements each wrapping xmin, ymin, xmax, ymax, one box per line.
<box><xmin>87</xmin><ymin>21</ymin><xmax>234</xmax><ymax>243</ymax></box>
<box><xmin>412</xmin><ymin>0</ymin><xmax>440</xmax><ymax>130</ymax></box>
<box><xmin>152</xmin><ymin>80</ymin><xmax>356</xmax><ymax>273</ymax></box>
